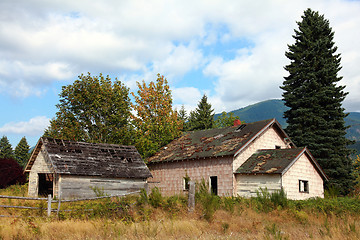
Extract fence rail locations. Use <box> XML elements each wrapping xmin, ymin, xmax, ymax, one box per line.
<box><xmin>0</xmin><ymin>191</ymin><xmax>141</xmax><ymax>218</ymax></box>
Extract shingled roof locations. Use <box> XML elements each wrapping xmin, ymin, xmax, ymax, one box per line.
<box><xmin>148</xmin><ymin>119</ymin><xmax>292</xmax><ymax>163</ymax></box>
<box><xmin>25</xmin><ymin>137</ymin><xmax>152</xmax><ymax>179</ymax></box>
<box><xmin>236</xmin><ymin>147</ymin><xmax>328</xmax><ymax>180</ymax></box>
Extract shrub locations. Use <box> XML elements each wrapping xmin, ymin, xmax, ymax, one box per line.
<box><xmin>0</xmin><ymin>158</ymin><xmax>26</xmax><ymax>188</ymax></box>
<box><xmin>148</xmin><ymin>187</ymin><xmax>164</xmax><ymax>208</ymax></box>
<box><xmin>195</xmin><ymin>179</ymin><xmax>220</xmax><ymax>221</ymax></box>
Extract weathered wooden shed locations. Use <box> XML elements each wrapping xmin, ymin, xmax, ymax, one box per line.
<box><xmin>236</xmin><ymin>147</ymin><xmax>328</xmax><ymax>200</ymax></box>
<box><xmin>25</xmin><ymin>137</ymin><xmax>152</xmax><ymax>199</ymax></box>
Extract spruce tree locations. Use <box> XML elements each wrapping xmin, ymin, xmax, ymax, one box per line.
<box><xmin>14</xmin><ymin>137</ymin><xmax>30</xmax><ymax>168</ymax></box>
<box><xmin>0</xmin><ymin>136</ymin><xmax>14</xmax><ymax>159</ymax></box>
<box><xmin>281</xmin><ymin>8</ymin><xmax>354</xmax><ymax>194</ymax></box>
<box><xmin>188</xmin><ymin>94</ymin><xmax>214</xmax><ymax>131</ymax></box>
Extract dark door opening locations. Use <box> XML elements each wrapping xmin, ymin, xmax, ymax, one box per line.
<box><xmin>38</xmin><ymin>173</ymin><xmax>53</xmax><ymax>197</ymax></box>
<box><xmin>210</xmin><ymin>176</ymin><xmax>218</xmax><ymax>195</ymax></box>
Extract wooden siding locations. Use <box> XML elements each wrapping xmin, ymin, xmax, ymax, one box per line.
<box><xmin>28</xmin><ymin>146</ymin><xmax>54</xmax><ymax>197</ymax></box>
<box><xmin>233</xmin><ymin>126</ymin><xmax>289</xmax><ymax>172</ymax></box>
<box><xmin>232</xmin><ymin>126</ymin><xmax>289</xmax><ymax>194</ymax></box>
<box><xmin>148</xmin><ymin>156</ymin><xmax>233</xmax><ymax>196</ymax></box>
<box><xmin>59</xmin><ymin>175</ymin><xmax>147</xmax><ymax>199</ymax></box>
<box><xmin>236</xmin><ymin>174</ymin><xmax>281</xmax><ymax>198</ymax></box>
<box><xmin>282</xmin><ymin>154</ymin><xmax>324</xmax><ymax>200</ymax></box>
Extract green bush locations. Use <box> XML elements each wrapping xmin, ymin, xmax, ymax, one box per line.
<box><xmin>148</xmin><ymin>187</ymin><xmax>164</xmax><ymax>208</ymax></box>
<box><xmin>253</xmin><ymin>188</ymin><xmax>288</xmax><ymax>212</ymax></box>
<box><xmin>195</xmin><ymin>179</ymin><xmax>220</xmax><ymax>221</ymax></box>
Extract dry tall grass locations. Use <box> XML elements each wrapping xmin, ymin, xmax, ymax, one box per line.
<box><xmin>0</xmin><ymin>205</ymin><xmax>359</xmax><ymax>239</ymax></box>
<box><xmin>1</xmin><ymin>185</ymin><xmax>360</xmax><ymax>239</ymax></box>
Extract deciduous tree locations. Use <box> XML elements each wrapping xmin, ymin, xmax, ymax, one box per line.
<box><xmin>214</xmin><ymin>111</ymin><xmax>241</xmax><ymax>128</ymax></box>
<box><xmin>131</xmin><ymin>74</ymin><xmax>182</xmax><ymax>159</ymax></box>
<box><xmin>44</xmin><ymin>73</ymin><xmax>133</xmax><ymax>145</ymax></box>
<box><xmin>281</xmin><ymin>9</ymin><xmax>354</xmax><ymax>194</ymax></box>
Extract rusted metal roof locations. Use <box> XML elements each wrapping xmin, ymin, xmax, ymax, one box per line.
<box><xmin>25</xmin><ymin>137</ymin><xmax>152</xmax><ymax>179</ymax></box>
<box><xmin>148</xmin><ymin>119</ymin><xmax>288</xmax><ymax>163</ymax></box>
<box><xmin>236</xmin><ymin>147</ymin><xmax>328</xmax><ymax>180</ymax></box>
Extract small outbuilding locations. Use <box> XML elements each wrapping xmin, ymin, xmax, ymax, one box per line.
<box><xmin>25</xmin><ymin>137</ymin><xmax>152</xmax><ymax>199</ymax></box>
<box><xmin>236</xmin><ymin>147</ymin><xmax>328</xmax><ymax>200</ymax></box>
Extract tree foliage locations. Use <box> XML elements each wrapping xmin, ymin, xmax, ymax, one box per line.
<box><xmin>0</xmin><ymin>136</ymin><xmax>14</xmax><ymax>159</ymax></box>
<box><xmin>281</xmin><ymin>8</ymin><xmax>354</xmax><ymax>194</ymax></box>
<box><xmin>131</xmin><ymin>74</ymin><xmax>182</xmax><ymax>159</ymax></box>
<box><xmin>187</xmin><ymin>94</ymin><xmax>214</xmax><ymax>131</ymax></box>
<box><xmin>44</xmin><ymin>73</ymin><xmax>133</xmax><ymax>145</ymax></box>
<box><xmin>214</xmin><ymin>111</ymin><xmax>241</xmax><ymax>128</ymax></box>
<box><xmin>14</xmin><ymin>137</ymin><xmax>30</xmax><ymax>168</ymax></box>
<box><xmin>0</xmin><ymin>158</ymin><xmax>26</xmax><ymax>188</ymax></box>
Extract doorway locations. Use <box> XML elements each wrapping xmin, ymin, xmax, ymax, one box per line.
<box><xmin>210</xmin><ymin>176</ymin><xmax>218</xmax><ymax>195</ymax></box>
<box><xmin>38</xmin><ymin>173</ymin><xmax>53</xmax><ymax>197</ymax></box>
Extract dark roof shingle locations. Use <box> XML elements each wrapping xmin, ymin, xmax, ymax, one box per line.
<box><xmin>148</xmin><ymin>119</ymin><xmax>287</xmax><ymax>163</ymax></box>
<box><xmin>236</xmin><ymin>148</ymin><xmax>305</xmax><ymax>174</ymax></box>
<box><xmin>25</xmin><ymin>137</ymin><xmax>152</xmax><ymax>179</ymax></box>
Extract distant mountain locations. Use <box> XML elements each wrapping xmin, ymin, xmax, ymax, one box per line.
<box><xmin>216</xmin><ymin>99</ymin><xmax>360</xmax><ymax>156</ymax></box>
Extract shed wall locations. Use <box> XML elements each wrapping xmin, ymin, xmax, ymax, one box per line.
<box><xmin>28</xmin><ymin>146</ymin><xmax>55</xmax><ymax>197</ymax></box>
<box><xmin>59</xmin><ymin>175</ymin><xmax>147</xmax><ymax>199</ymax></box>
<box><xmin>148</xmin><ymin>156</ymin><xmax>233</xmax><ymax>196</ymax></box>
<box><xmin>282</xmin><ymin>154</ymin><xmax>324</xmax><ymax>200</ymax></box>
<box><xmin>236</xmin><ymin>174</ymin><xmax>281</xmax><ymax>198</ymax></box>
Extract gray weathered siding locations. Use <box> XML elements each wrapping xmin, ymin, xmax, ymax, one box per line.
<box><xmin>236</xmin><ymin>174</ymin><xmax>281</xmax><ymax>198</ymax></box>
<box><xmin>28</xmin><ymin>146</ymin><xmax>54</xmax><ymax>197</ymax></box>
<box><xmin>59</xmin><ymin>175</ymin><xmax>147</xmax><ymax>199</ymax></box>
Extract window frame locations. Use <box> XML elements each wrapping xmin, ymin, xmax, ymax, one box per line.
<box><xmin>299</xmin><ymin>180</ymin><xmax>309</xmax><ymax>193</ymax></box>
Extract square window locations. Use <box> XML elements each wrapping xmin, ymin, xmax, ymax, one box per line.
<box><xmin>299</xmin><ymin>180</ymin><xmax>309</xmax><ymax>193</ymax></box>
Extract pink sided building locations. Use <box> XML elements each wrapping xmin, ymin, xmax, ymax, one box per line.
<box><xmin>147</xmin><ymin>118</ymin><xmax>328</xmax><ymax>200</ymax></box>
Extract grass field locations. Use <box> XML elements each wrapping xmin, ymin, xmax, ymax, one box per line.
<box><xmin>0</xmin><ymin>185</ymin><xmax>360</xmax><ymax>239</ymax></box>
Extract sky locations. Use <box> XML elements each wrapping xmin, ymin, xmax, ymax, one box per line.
<box><xmin>1</xmin><ymin>0</ymin><xmax>360</xmax><ymax>148</ymax></box>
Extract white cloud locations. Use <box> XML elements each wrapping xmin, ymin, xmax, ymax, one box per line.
<box><xmin>0</xmin><ymin>116</ymin><xmax>50</xmax><ymax>136</ymax></box>
<box><xmin>0</xmin><ymin>0</ymin><xmax>359</xmax><ymax>112</ymax></box>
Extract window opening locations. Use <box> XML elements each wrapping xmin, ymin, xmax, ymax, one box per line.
<box><xmin>299</xmin><ymin>180</ymin><xmax>309</xmax><ymax>193</ymax></box>
<box><xmin>210</xmin><ymin>176</ymin><xmax>218</xmax><ymax>195</ymax></box>
<box><xmin>275</xmin><ymin>145</ymin><xmax>281</xmax><ymax>149</ymax></box>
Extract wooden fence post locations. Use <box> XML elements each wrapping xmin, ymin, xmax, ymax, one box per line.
<box><xmin>188</xmin><ymin>181</ymin><xmax>195</xmax><ymax>212</ymax></box>
<box><xmin>47</xmin><ymin>194</ymin><xmax>52</xmax><ymax>217</ymax></box>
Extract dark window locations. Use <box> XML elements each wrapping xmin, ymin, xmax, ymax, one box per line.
<box><xmin>299</xmin><ymin>180</ymin><xmax>309</xmax><ymax>193</ymax></box>
<box><xmin>275</xmin><ymin>145</ymin><xmax>281</xmax><ymax>149</ymax></box>
<box><xmin>210</xmin><ymin>176</ymin><xmax>218</xmax><ymax>195</ymax></box>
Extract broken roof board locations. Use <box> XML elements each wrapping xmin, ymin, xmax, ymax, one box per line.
<box><xmin>236</xmin><ymin>147</ymin><xmax>328</xmax><ymax>180</ymax></box>
<box><xmin>25</xmin><ymin>137</ymin><xmax>152</xmax><ymax>179</ymax></box>
<box><xmin>148</xmin><ymin>118</ymin><xmax>293</xmax><ymax>163</ymax></box>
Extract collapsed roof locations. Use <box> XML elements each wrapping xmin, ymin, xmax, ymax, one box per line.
<box><xmin>148</xmin><ymin>118</ymin><xmax>292</xmax><ymax>163</ymax></box>
<box><xmin>25</xmin><ymin>137</ymin><xmax>152</xmax><ymax>179</ymax></box>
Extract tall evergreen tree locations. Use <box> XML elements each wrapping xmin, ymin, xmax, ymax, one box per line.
<box><xmin>0</xmin><ymin>136</ymin><xmax>14</xmax><ymax>159</ymax></box>
<box><xmin>188</xmin><ymin>94</ymin><xmax>214</xmax><ymax>131</ymax></box>
<box><xmin>281</xmin><ymin>8</ymin><xmax>354</xmax><ymax>194</ymax></box>
<box><xmin>14</xmin><ymin>137</ymin><xmax>30</xmax><ymax>168</ymax></box>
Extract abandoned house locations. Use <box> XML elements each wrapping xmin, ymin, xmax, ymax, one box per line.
<box><xmin>147</xmin><ymin>118</ymin><xmax>328</xmax><ymax>200</ymax></box>
<box><xmin>25</xmin><ymin>137</ymin><xmax>152</xmax><ymax>199</ymax></box>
